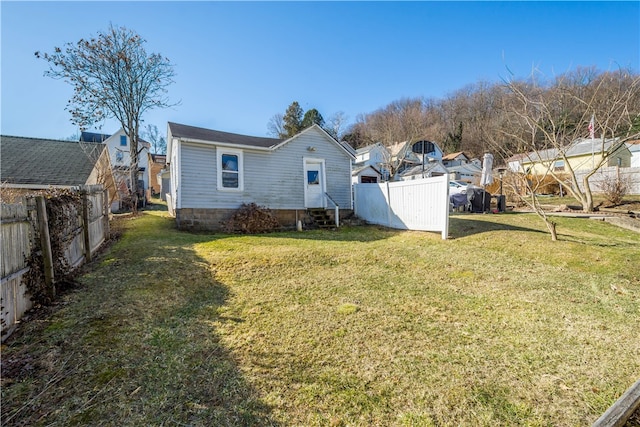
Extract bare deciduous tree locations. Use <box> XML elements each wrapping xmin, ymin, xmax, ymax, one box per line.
<box><xmin>496</xmin><ymin>68</ymin><xmax>640</xmax><ymax>213</ymax></box>
<box><xmin>142</xmin><ymin>124</ymin><xmax>167</xmax><ymax>155</ymax></box>
<box><xmin>36</xmin><ymin>24</ymin><xmax>177</xmax><ymax>210</ymax></box>
<box><xmin>327</xmin><ymin>111</ymin><xmax>349</xmax><ymax>141</ymax></box>
<box><xmin>267</xmin><ymin>113</ymin><xmax>285</xmax><ymax>138</ymax></box>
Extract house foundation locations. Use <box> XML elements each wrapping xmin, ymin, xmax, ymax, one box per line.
<box><xmin>175</xmin><ymin>208</ymin><xmax>353</xmax><ymax>232</ymax></box>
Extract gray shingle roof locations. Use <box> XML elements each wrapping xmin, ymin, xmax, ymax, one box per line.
<box><xmin>1</xmin><ymin>135</ymin><xmax>106</xmax><ymax>186</ymax></box>
<box><xmin>512</xmin><ymin>138</ymin><xmax>623</xmax><ymax>163</ymax></box>
<box><xmin>168</xmin><ymin>122</ymin><xmax>282</xmax><ymax>148</ymax></box>
<box><xmin>397</xmin><ymin>162</ymin><xmax>448</xmax><ymax>177</ymax></box>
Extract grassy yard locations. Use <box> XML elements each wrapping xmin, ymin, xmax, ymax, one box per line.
<box><xmin>2</xmin><ymin>209</ymin><xmax>639</xmax><ymax>426</ymax></box>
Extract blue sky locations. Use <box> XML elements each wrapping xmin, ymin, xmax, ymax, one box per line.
<box><xmin>2</xmin><ymin>1</ymin><xmax>639</xmax><ymax>140</ymax></box>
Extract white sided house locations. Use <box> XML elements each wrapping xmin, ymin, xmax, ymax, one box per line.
<box><xmin>80</xmin><ymin>128</ymin><xmax>150</xmax><ymax>211</ymax></box>
<box><xmin>166</xmin><ymin>122</ymin><xmax>355</xmax><ymax>231</ymax></box>
<box><xmin>354</xmin><ymin>142</ymin><xmax>391</xmax><ymax>180</ymax></box>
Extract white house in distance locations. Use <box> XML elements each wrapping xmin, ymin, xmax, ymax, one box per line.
<box><xmin>390</xmin><ymin>139</ymin><xmax>444</xmax><ymax>166</ymax></box>
<box><xmin>80</xmin><ymin>128</ymin><xmax>150</xmax><ymax>211</ymax></box>
<box><xmin>166</xmin><ymin>122</ymin><xmax>355</xmax><ymax>231</ymax></box>
<box><xmin>352</xmin><ymin>164</ymin><xmax>383</xmax><ymax>184</ymax></box>
<box><xmin>389</xmin><ymin>139</ymin><xmax>446</xmax><ymax>181</ymax></box>
<box><xmin>441</xmin><ymin>152</ymin><xmax>483</xmax><ymax>184</ymax></box>
<box><xmin>627</xmin><ymin>140</ymin><xmax>640</xmax><ymax>168</ymax></box>
<box><xmin>352</xmin><ymin>142</ymin><xmax>391</xmax><ymax>182</ymax></box>
<box><xmin>442</xmin><ymin>151</ymin><xmax>470</xmax><ymax>168</ymax></box>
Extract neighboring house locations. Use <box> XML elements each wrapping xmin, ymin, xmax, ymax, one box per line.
<box><xmin>353</xmin><ymin>142</ymin><xmax>391</xmax><ymax>180</ymax></box>
<box><xmin>80</xmin><ymin>128</ymin><xmax>151</xmax><ymax>210</ymax></box>
<box><xmin>0</xmin><ymin>135</ymin><xmax>116</xmax><ymax>201</ymax></box>
<box><xmin>627</xmin><ymin>140</ymin><xmax>640</xmax><ymax>168</ymax></box>
<box><xmin>507</xmin><ymin>153</ymin><xmax>528</xmax><ymax>173</ymax></box>
<box><xmin>166</xmin><ymin>122</ymin><xmax>355</xmax><ymax>231</ymax></box>
<box><xmin>442</xmin><ymin>151</ymin><xmax>470</xmax><ymax>168</ymax></box>
<box><xmin>352</xmin><ymin>164</ymin><xmax>382</xmax><ymax>184</ymax></box>
<box><xmin>396</xmin><ymin>161</ymin><xmax>449</xmax><ymax>181</ymax></box>
<box><xmin>158</xmin><ymin>168</ymin><xmax>171</xmax><ymax>201</ymax></box>
<box><xmin>148</xmin><ymin>153</ymin><xmax>166</xmax><ymax>197</ymax></box>
<box><xmin>390</xmin><ymin>139</ymin><xmax>444</xmax><ymax>178</ymax></box>
<box><xmin>508</xmin><ymin>138</ymin><xmax>631</xmax><ymax>175</ymax></box>
<box><xmin>441</xmin><ymin>151</ymin><xmax>482</xmax><ymax>183</ymax></box>
<box><xmin>447</xmin><ymin>162</ymin><xmax>483</xmax><ymax>184</ymax></box>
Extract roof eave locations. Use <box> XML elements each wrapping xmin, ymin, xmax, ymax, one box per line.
<box><xmin>1</xmin><ymin>183</ymin><xmax>85</xmax><ymax>189</ymax></box>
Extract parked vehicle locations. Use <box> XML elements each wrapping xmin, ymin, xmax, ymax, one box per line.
<box><xmin>449</xmin><ymin>180</ymin><xmax>470</xmax><ymax>194</ymax></box>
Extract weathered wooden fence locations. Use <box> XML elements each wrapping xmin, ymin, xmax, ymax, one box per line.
<box><xmin>1</xmin><ymin>185</ymin><xmax>109</xmax><ymax>341</ymax></box>
<box><xmin>1</xmin><ymin>202</ymin><xmax>32</xmax><ymax>341</ymax></box>
<box><xmin>353</xmin><ymin>175</ymin><xmax>450</xmax><ymax>239</ymax></box>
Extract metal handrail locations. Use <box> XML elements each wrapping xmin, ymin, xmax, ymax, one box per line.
<box><xmin>324</xmin><ymin>192</ymin><xmax>340</xmax><ymax>227</ymax></box>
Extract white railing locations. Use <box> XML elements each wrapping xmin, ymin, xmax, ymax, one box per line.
<box><xmin>324</xmin><ymin>193</ymin><xmax>340</xmax><ymax>228</ymax></box>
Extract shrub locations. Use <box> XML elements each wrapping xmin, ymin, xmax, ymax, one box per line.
<box><xmin>221</xmin><ymin>203</ymin><xmax>280</xmax><ymax>234</ymax></box>
<box><xmin>597</xmin><ymin>174</ymin><xmax>630</xmax><ymax>206</ymax></box>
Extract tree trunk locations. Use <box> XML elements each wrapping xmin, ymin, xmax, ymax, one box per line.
<box><xmin>128</xmin><ymin>124</ymin><xmax>139</xmax><ymax>213</ymax></box>
<box><xmin>129</xmin><ymin>165</ymin><xmax>138</xmax><ymax>213</ymax></box>
<box><xmin>582</xmin><ymin>175</ymin><xmax>594</xmax><ymax>212</ymax></box>
<box><xmin>546</xmin><ymin>220</ymin><xmax>558</xmax><ymax>241</ymax></box>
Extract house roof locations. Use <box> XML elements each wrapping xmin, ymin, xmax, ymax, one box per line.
<box><xmin>80</xmin><ymin>129</ymin><xmax>151</xmax><ymax>149</ymax></box>
<box><xmin>168</xmin><ymin>122</ymin><xmax>282</xmax><ymax>148</ymax></box>
<box><xmin>169</xmin><ymin>122</ymin><xmax>355</xmax><ymax>159</ymax></box>
<box><xmin>626</xmin><ymin>139</ymin><xmax>640</xmax><ymax>153</ymax></box>
<box><xmin>150</xmin><ymin>153</ymin><xmax>167</xmax><ymax>163</ymax></box>
<box><xmin>340</xmin><ymin>141</ymin><xmax>357</xmax><ymax>157</ymax></box>
<box><xmin>442</xmin><ymin>151</ymin><xmax>469</xmax><ymax>161</ymax></box>
<box><xmin>352</xmin><ymin>164</ymin><xmax>381</xmax><ymax>176</ymax></box>
<box><xmin>1</xmin><ymin>135</ymin><xmax>107</xmax><ymax>186</ymax></box>
<box><xmin>355</xmin><ymin>142</ymin><xmax>385</xmax><ymax>155</ymax></box>
<box><xmin>80</xmin><ymin>131</ymin><xmax>110</xmax><ymax>143</ymax></box>
<box><xmin>506</xmin><ymin>153</ymin><xmax>529</xmax><ymax>163</ymax></box>
<box><xmin>388</xmin><ymin>141</ymin><xmax>405</xmax><ymax>157</ymax></box>
<box><xmin>447</xmin><ymin>162</ymin><xmax>482</xmax><ymax>175</ymax></box>
<box><xmin>397</xmin><ymin>161</ymin><xmax>448</xmax><ymax>177</ymax></box>
<box><xmin>511</xmin><ymin>138</ymin><xmax>624</xmax><ymax>163</ymax></box>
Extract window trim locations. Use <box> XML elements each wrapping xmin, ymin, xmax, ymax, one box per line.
<box><xmin>217</xmin><ymin>148</ymin><xmax>244</xmax><ymax>191</ymax></box>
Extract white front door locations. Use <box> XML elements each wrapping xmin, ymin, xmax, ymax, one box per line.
<box><xmin>304</xmin><ymin>159</ymin><xmax>326</xmax><ymax>208</ymax></box>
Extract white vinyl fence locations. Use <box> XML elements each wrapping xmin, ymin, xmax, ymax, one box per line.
<box><xmin>353</xmin><ymin>175</ymin><xmax>450</xmax><ymax>239</ymax></box>
<box><xmin>574</xmin><ymin>166</ymin><xmax>640</xmax><ymax>195</ymax></box>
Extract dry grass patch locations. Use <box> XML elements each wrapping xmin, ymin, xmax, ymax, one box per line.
<box><xmin>2</xmin><ymin>211</ymin><xmax>639</xmax><ymax>426</ymax></box>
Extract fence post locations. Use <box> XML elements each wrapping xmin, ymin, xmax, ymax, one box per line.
<box><xmin>103</xmin><ymin>189</ymin><xmax>110</xmax><ymax>241</ymax></box>
<box><xmin>35</xmin><ymin>196</ymin><xmax>55</xmax><ymax>299</ymax></box>
<box><xmin>81</xmin><ymin>190</ymin><xmax>91</xmax><ymax>263</ymax></box>
<box><xmin>386</xmin><ymin>181</ymin><xmax>392</xmax><ymax>228</ymax></box>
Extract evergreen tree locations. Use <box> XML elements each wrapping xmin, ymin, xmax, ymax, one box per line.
<box><xmin>301</xmin><ymin>108</ymin><xmax>325</xmax><ymax>129</ymax></box>
<box><xmin>283</xmin><ymin>101</ymin><xmax>304</xmax><ymax>137</ymax></box>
